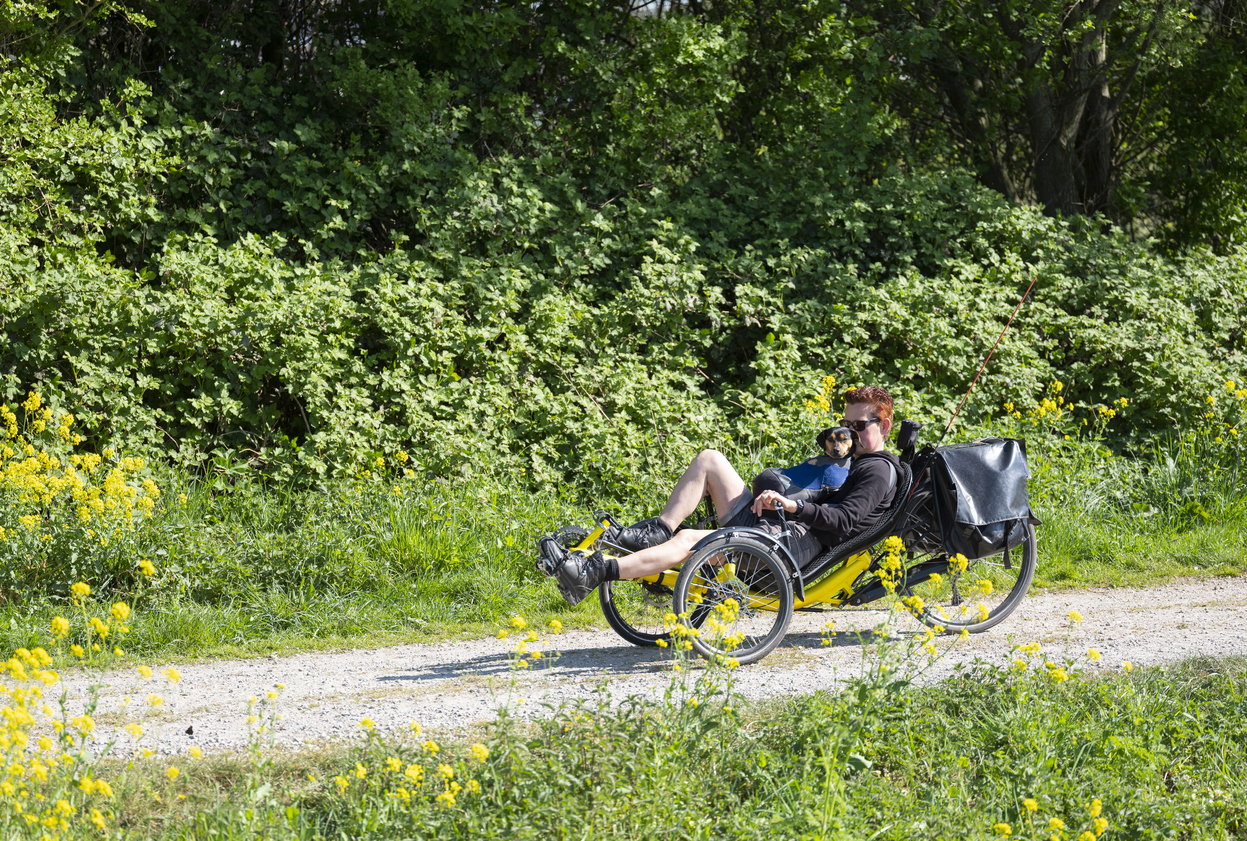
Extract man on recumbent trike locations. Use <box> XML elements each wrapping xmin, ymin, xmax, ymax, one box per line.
<box><xmin>537</xmin><ymin>386</ymin><xmax>903</xmax><ymax>607</ymax></box>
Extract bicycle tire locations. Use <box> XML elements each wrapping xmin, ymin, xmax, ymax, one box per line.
<box><xmin>600</xmin><ymin>578</ymin><xmax>675</xmax><ymax>647</ymax></box>
<box><xmin>903</xmin><ymin>524</ymin><xmax>1037</xmax><ymax>633</ymax></box>
<box><xmin>673</xmin><ymin>537</ymin><xmax>793</xmax><ymax>665</ymax></box>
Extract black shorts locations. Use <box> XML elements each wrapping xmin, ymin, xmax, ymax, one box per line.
<box><xmin>719</xmin><ymin>495</ymin><xmax>824</xmax><ymax>569</ymax></box>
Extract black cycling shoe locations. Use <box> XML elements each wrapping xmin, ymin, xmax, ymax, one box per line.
<box><xmin>614</xmin><ymin>517</ymin><xmax>674</xmax><ymax>553</ymax></box>
<box><xmin>552</xmin><ymin>549</ymin><xmax>612</xmax><ymax>607</ymax></box>
<box><xmin>536</xmin><ymin>534</ymin><xmax>570</xmax><ymax>578</ymax></box>
<box><xmin>537</xmin><ymin>534</ymin><xmax>615</xmax><ymax>605</ymax></box>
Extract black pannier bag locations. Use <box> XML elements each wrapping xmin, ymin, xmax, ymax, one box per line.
<box><xmin>899</xmin><ymin>438</ymin><xmax>1040</xmax><ymax>560</ymax></box>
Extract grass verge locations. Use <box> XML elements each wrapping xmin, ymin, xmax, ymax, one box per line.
<box><xmin>51</xmin><ymin>651</ymin><xmax>1247</xmax><ymax>840</ymax></box>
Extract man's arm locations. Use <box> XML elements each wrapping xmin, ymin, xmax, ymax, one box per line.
<box><xmin>793</xmin><ymin>458</ymin><xmax>894</xmax><ymax>540</ymax></box>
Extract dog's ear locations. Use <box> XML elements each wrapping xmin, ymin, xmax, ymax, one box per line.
<box><xmin>816</xmin><ymin>427</ymin><xmax>834</xmax><ymax>452</ymax></box>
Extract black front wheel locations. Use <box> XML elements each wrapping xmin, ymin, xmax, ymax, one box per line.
<box><xmin>600</xmin><ymin>578</ymin><xmax>675</xmax><ymax>647</ymax></box>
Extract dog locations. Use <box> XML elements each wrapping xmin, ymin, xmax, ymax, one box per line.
<box><xmin>817</xmin><ymin>426</ymin><xmax>855</xmax><ymax>460</ymax></box>
<box><xmin>751</xmin><ymin>427</ymin><xmax>855</xmax><ymax>508</ymax></box>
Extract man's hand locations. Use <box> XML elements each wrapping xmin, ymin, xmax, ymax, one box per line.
<box><xmin>751</xmin><ymin>490</ymin><xmax>796</xmax><ymax>516</ymax></box>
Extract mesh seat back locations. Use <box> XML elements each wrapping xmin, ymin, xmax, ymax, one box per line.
<box><xmin>799</xmin><ymin>461</ymin><xmax>913</xmax><ymax>582</ymax></box>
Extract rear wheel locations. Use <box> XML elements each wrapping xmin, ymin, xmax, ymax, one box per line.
<box><xmin>902</xmin><ymin>524</ymin><xmax>1037</xmax><ymax>633</ymax></box>
<box><xmin>600</xmin><ymin>578</ymin><xmax>675</xmax><ymax>647</ymax></box>
<box><xmin>673</xmin><ymin>537</ymin><xmax>793</xmax><ymax>665</ymax></box>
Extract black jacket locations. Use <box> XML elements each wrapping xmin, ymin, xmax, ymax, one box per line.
<box><xmin>793</xmin><ymin>450</ymin><xmax>901</xmax><ymax>546</ymax></box>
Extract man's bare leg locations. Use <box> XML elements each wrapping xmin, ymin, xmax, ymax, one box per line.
<box><xmin>616</xmin><ymin>529</ymin><xmax>714</xmax><ymax>580</ymax></box>
<box><xmin>654</xmin><ymin>449</ymin><xmax>750</xmax><ymax>532</ymax></box>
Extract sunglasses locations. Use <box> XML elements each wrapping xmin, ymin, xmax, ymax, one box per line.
<box><xmin>839</xmin><ymin>417</ymin><xmax>882</xmax><ymax>433</ymax></box>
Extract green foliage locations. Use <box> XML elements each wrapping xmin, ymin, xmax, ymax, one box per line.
<box><xmin>2</xmin><ymin>0</ymin><xmax>1246</xmax><ymax>488</ymax></box>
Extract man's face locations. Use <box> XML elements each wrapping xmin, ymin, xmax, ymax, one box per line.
<box><xmin>844</xmin><ymin>402</ymin><xmax>892</xmax><ymax>453</ymax></box>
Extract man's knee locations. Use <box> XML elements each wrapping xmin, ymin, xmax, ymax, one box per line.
<box><xmin>693</xmin><ymin>448</ymin><xmax>729</xmax><ymax>472</ymax></box>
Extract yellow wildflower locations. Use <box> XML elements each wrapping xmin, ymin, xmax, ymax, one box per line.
<box><xmin>50</xmin><ymin>616</ymin><xmax>70</xmax><ymax>637</ymax></box>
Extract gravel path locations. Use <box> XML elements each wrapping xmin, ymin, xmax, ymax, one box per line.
<box><xmin>60</xmin><ymin>576</ymin><xmax>1247</xmax><ymax>756</ymax></box>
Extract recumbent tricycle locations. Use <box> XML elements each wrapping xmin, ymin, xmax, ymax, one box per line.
<box><xmin>538</xmin><ymin>422</ymin><xmax>1040</xmax><ymax>665</ymax></box>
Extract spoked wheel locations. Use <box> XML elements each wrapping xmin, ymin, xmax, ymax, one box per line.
<box><xmin>673</xmin><ymin>537</ymin><xmax>793</xmax><ymax>665</ymax></box>
<box><xmin>600</xmin><ymin>578</ymin><xmax>675</xmax><ymax>647</ymax></box>
<box><xmin>902</xmin><ymin>524</ymin><xmax>1037</xmax><ymax>633</ymax></box>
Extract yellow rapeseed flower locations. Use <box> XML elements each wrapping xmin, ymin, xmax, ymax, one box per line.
<box><xmin>360</xmin><ymin>717</ymin><xmax>376</xmax><ymax>731</ymax></box>
<box><xmin>1087</xmin><ymin>648</ymin><xmax>1101</xmax><ymax>662</ymax></box>
<box><xmin>165</xmin><ymin>667</ymin><xmax>182</xmax><ymax>683</ymax></box>
<box><xmin>1122</xmin><ymin>661</ymin><xmax>1133</xmax><ymax>673</ymax></box>
<box><xmin>1088</xmin><ymin>798</ymin><xmax>1102</xmax><ymax>818</ymax></box>
<box><xmin>71</xmin><ymin>582</ymin><xmax>91</xmax><ymax>599</ymax></box>
<box><xmin>138</xmin><ymin>559</ymin><xmax>156</xmax><ymax>577</ymax></box>
<box><xmin>50</xmin><ymin>616</ymin><xmax>70</xmax><ymax>637</ymax></box>
<box><xmin>1068</xmin><ymin>609</ymin><xmax>1083</xmax><ymax>623</ymax></box>
<box><xmin>992</xmin><ymin>824</ymin><xmax>1012</xmax><ymax>838</ymax></box>
<box><xmin>547</xmin><ymin>619</ymin><xmax>563</xmax><ymax>633</ymax></box>
<box><xmin>510</xmin><ymin>616</ymin><xmax>526</xmax><ymax>630</ymax></box>
<box><xmin>110</xmin><ymin>602</ymin><xmax>130</xmax><ymax>621</ymax></box>
<box><xmin>1023</xmin><ymin>798</ymin><xmax>1038</xmax><ymax>813</ymax></box>
<box><xmin>70</xmin><ymin>645</ymin><xmax>84</xmax><ymax>658</ymax></box>
<box><xmin>147</xmin><ymin>693</ymin><xmax>163</xmax><ymax>707</ymax></box>
<box><xmin>189</xmin><ymin>747</ymin><xmax>203</xmax><ymax>759</ymax></box>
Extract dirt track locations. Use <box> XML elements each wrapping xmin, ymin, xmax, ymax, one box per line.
<box><xmin>58</xmin><ymin>576</ymin><xmax>1247</xmax><ymax>755</ymax></box>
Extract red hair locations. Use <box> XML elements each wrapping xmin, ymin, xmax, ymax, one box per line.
<box><xmin>844</xmin><ymin>385</ymin><xmax>893</xmax><ymax>423</ymax></box>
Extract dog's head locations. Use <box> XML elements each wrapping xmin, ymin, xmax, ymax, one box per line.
<box><xmin>816</xmin><ymin>427</ymin><xmax>855</xmax><ymax>459</ymax></box>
